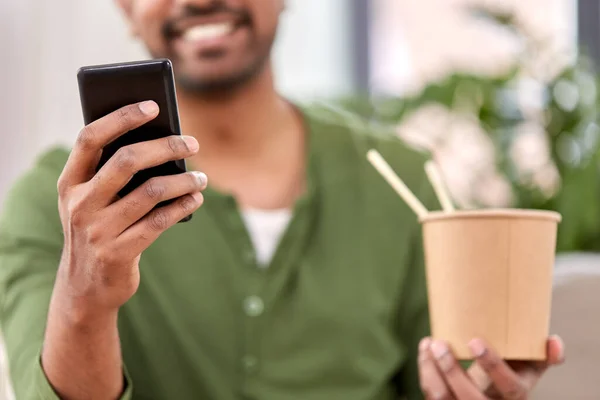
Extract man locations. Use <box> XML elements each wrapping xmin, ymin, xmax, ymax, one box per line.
<box><xmin>0</xmin><ymin>1</ymin><xmax>563</xmax><ymax>399</ymax></box>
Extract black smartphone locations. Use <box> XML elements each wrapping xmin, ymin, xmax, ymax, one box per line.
<box><xmin>77</xmin><ymin>58</ymin><xmax>192</xmax><ymax>222</ymax></box>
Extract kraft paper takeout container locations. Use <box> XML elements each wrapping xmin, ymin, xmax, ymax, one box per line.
<box><xmin>420</xmin><ymin>209</ymin><xmax>561</xmax><ymax>360</ymax></box>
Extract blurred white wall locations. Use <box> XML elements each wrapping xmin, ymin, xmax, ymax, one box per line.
<box><xmin>0</xmin><ymin>1</ymin><xmax>146</xmax><ymax>205</ymax></box>
<box><xmin>274</xmin><ymin>0</ymin><xmax>354</xmax><ymax>99</ymax></box>
<box><xmin>0</xmin><ymin>0</ymin><xmax>354</xmax><ymax>205</ymax></box>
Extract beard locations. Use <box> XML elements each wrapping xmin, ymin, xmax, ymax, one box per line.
<box><xmin>171</xmin><ymin>46</ymin><xmax>272</xmax><ymax>94</ymax></box>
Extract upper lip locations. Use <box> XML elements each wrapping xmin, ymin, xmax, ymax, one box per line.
<box><xmin>170</xmin><ymin>15</ymin><xmax>247</xmax><ymax>37</ymax></box>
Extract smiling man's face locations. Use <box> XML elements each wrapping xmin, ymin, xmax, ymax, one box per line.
<box><xmin>117</xmin><ymin>0</ymin><xmax>284</xmax><ymax>92</ymax></box>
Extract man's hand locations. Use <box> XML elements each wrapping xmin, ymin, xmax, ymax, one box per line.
<box><xmin>418</xmin><ymin>336</ymin><xmax>565</xmax><ymax>399</ymax></box>
<box><xmin>55</xmin><ymin>100</ymin><xmax>206</xmax><ymax>314</ymax></box>
<box><xmin>43</xmin><ymin>100</ymin><xmax>207</xmax><ymax>399</ymax></box>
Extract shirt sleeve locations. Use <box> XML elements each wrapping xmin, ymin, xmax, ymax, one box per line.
<box><xmin>0</xmin><ymin>153</ymin><xmax>133</xmax><ymax>399</ymax></box>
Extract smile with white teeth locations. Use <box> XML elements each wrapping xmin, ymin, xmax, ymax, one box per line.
<box><xmin>183</xmin><ymin>23</ymin><xmax>235</xmax><ymax>42</ymax></box>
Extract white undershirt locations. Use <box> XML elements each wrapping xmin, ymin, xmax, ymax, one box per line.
<box><xmin>241</xmin><ymin>208</ymin><xmax>293</xmax><ymax>267</ymax></box>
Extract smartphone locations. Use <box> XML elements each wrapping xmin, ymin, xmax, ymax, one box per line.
<box><xmin>77</xmin><ymin>58</ymin><xmax>192</xmax><ymax>222</ymax></box>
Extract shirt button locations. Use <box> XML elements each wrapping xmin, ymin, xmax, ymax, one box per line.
<box><xmin>242</xmin><ymin>355</ymin><xmax>258</xmax><ymax>372</ymax></box>
<box><xmin>244</xmin><ymin>296</ymin><xmax>264</xmax><ymax>317</ymax></box>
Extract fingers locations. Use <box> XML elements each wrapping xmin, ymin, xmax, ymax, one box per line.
<box><xmin>430</xmin><ymin>340</ymin><xmax>486</xmax><ymax>400</ymax></box>
<box><xmin>91</xmin><ymin>135</ymin><xmax>200</xmax><ymax>203</ymax></box>
<box><xmin>546</xmin><ymin>335</ymin><xmax>565</xmax><ymax>365</ymax></box>
<box><xmin>467</xmin><ymin>363</ymin><xmax>493</xmax><ymax>394</ymax></box>
<box><xmin>116</xmin><ymin>192</ymin><xmax>204</xmax><ymax>255</ymax></box>
<box><xmin>59</xmin><ymin>101</ymin><xmax>160</xmax><ymax>188</ymax></box>
<box><xmin>510</xmin><ymin>335</ymin><xmax>565</xmax><ymax>392</ymax></box>
<box><xmin>418</xmin><ymin>338</ymin><xmax>455</xmax><ymax>400</ymax></box>
<box><xmin>421</xmin><ymin>336</ymin><xmax>564</xmax><ymax>399</ymax></box>
<box><xmin>469</xmin><ymin>339</ymin><xmax>528</xmax><ymax>399</ymax></box>
<box><xmin>107</xmin><ymin>171</ymin><xmax>208</xmax><ymax>232</ymax></box>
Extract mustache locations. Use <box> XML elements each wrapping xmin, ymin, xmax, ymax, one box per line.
<box><xmin>162</xmin><ymin>2</ymin><xmax>251</xmax><ymax>39</ymax></box>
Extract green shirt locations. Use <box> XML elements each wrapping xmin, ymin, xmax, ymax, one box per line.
<box><xmin>0</xmin><ymin>108</ymin><xmax>438</xmax><ymax>400</ymax></box>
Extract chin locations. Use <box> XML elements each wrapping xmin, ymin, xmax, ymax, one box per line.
<box><xmin>174</xmin><ymin>57</ymin><xmax>268</xmax><ymax>93</ymax></box>
<box><xmin>176</xmin><ymin>70</ymin><xmax>251</xmax><ymax>93</ymax></box>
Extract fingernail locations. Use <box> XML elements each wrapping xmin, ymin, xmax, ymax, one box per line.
<box><xmin>550</xmin><ymin>334</ymin><xmax>565</xmax><ymax>363</ymax></box>
<box><xmin>182</xmin><ymin>136</ymin><xmax>199</xmax><ymax>152</ymax></box>
<box><xmin>139</xmin><ymin>101</ymin><xmax>159</xmax><ymax>115</ymax></box>
<box><xmin>431</xmin><ymin>341</ymin><xmax>449</xmax><ymax>359</ymax></box>
<box><xmin>468</xmin><ymin>339</ymin><xmax>486</xmax><ymax>358</ymax></box>
<box><xmin>192</xmin><ymin>171</ymin><xmax>208</xmax><ymax>188</ymax></box>
<box><xmin>419</xmin><ymin>337</ymin><xmax>432</xmax><ymax>352</ymax></box>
